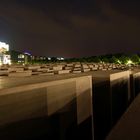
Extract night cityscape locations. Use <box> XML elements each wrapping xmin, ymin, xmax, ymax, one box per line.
<box><xmin>0</xmin><ymin>0</ymin><xmax>140</xmax><ymax>140</ymax></box>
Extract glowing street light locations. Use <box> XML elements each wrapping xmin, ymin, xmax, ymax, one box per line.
<box><xmin>48</xmin><ymin>57</ymin><xmax>51</xmax><ymax>60</ymax></box>
<box><xmin>117</xmin><ymin>60</ymin><xmax>121</xmax><ymax>64</ymax></box>
<box><xmin>126</xmin><ymin>60</ymin><xmax>133</xmax><ymax>65</ymax></box>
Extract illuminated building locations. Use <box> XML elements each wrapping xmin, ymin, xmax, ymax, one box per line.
<box><xmin>0</xmin><ymin>42</ymin><xmax>11</xmax><ymax>65</ymax></box>
<box><xmin>57</xmin><ymin>57</ymin><xmax>65</xmax><ymax>61</ymax></box>
<box><xmin>9</xmin><ymin>50</ymin><xmax>32</xmax><ymax>64</ymax></box>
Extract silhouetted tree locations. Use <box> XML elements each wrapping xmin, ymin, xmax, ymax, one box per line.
<box><xmin>111</xmin><ymin>56</ymin><xmax>119</xmax><ymax>63</ymax></box>
<box><xmin>130</xmin><ymin>54</ymin><xmax>140</xmax><ymax>64</ymax></box>
<box><xmin>119</xmin><ymin>55</ymin><xmax>129</xmax><ymax>64</ymax></box>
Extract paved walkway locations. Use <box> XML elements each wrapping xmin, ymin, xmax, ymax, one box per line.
<box><xmin>106</xmin><ymin>94</ymin><xmax>140</xmax><ymax>140</ymax></box>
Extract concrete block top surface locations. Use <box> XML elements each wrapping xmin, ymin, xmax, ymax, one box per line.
<box><xmin>0</xmin><ymin>75</ymin><xmax>92</xmax><ymax>95</ymax></box>
<box><xmin>130</xmin><ymin>69</ymin><xmax>140</xmax><ymax>74</ymax></box>
<box><xmin>0</xmin><ymin>70</ymin><xmax>124</xmax><ymax>90</ymax></box>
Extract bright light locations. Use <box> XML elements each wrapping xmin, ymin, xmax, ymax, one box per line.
<box><xmin>60</xmin><ymin>57</ymin><xmax>64</xmax><ymax>60</ymax></box>
<box><xmin>0</xmin><ymin>42</ymin><xmax>9</xmax><ymax>53</ymax></box>
<box><xmin>117</xmin><ymin>60</ymin><xmax>121</xmax><ymax>64</ymax></box>
<box><xmin>24</xmin><ymin>52</ymin><xmax>31</xmax><ymax>55</ymax></box>
<box><xmin>48</xmin><ymin>57</ymin><xmax>51</xmax><ymax>60</ymax></box>
<box><xmin>18</xmin><ymin>54</ymin><xmax>25</xmax><ymax>58</ymax></box>
<box><xmin>127</xmin><ymin>60</ymin><xmax>133</xmax><ymax>65</ymax></box>
<box><xmin>3</xmin><ymin>55</ymin><xmax>11</xmax><ymax>65</ymax></box>
<box><xmin>57</xmin><ymin>57</ymin><xmax>65</xmax><ymax>60</ymax></box>
<box><xmin>0</xmin><ymin>42</ymin><xmax>11</xmax><ymax>65</ymax></box>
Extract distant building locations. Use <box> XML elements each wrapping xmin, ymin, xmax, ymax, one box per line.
<box><xmin>0</xmin><ymin>42</ymin><xmax>11</xmax><ymax>65</ymax></box>
<box><xmin>31</xmin><ymin>56</ymin><xmax>65</xmax><ymax>62</ymax></box>
<box><xmin>9</xmin><ymin>50</ymin><xmax>32</xmax><ymax>64</ymax></box>
<box><xmin>31</xmin><ymin>56</ymin><xmax>47</xmax><ymax>61</ymax></box>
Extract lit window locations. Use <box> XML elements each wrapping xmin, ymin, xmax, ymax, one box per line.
<box><xmin>18</xmin><ymin>54</ymin><xmax>25</xmax><ymax>58</ymax></box>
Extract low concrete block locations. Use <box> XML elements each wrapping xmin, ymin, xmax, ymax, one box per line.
<box><xmin>72</xmin><ymin>71</ymin><xmax>82</xmax><ymax>74</ymax></box>
<box><xmin>83</xmin><ymin>65</ymin><xmax>89</xmax><ymax>69</ymax></box>
<box><xmin>27</xmin><ymin>66</ymin><xmax>41</xmax><ymax>70</ymax></box>
<box><xmin>8</xmin><ymin>71</ymin><xmax>32</xmax><ymax>77</ymax></box>
<box><xmin>8</xmin><ymin>67</ymin><xmax>24</xmax><ymax>72</ymax></box>
<box><xmin>32</xmin><ymin>72</ymin><xmax>42</xmax><ymax>75</ymax></box>
<box><xmin>73</xmin><ymin>68</ymin><xmax>81</xmax><ymax>71</ymax></box>
<box><xmin>92</xmin><ymin>67</ymin><xmax>98</xmax><ymax>71</ymax></box>
<box><xmin>37</xmin><ymin>68</ymin><xmax>48</xmax><ymax>72</ymax></box>
<box><xmin>65</xmin><ymin>67</ymin><xmax>73</xmax><ymax>70</ymax></box>
<box><xmin>53</xmin><ymin>66</ymin><xmax>63</xmax><ymax>71</ymax></box>
<box><xmin>75</xmin><ymin>64</ymin><xmax>81</xmax><ymax>68</ymax></box>
<box><xmin>83</xmin><ymin>69</ymin><xmax>91</xmax><ymax>72</ymax></box>
<box><xmin>66</xmin><ymin>64</ymin><xmax>73</xmax><ymax>67</ymax></box>
<box><xmin>39</xmin><ymin>72</ymin><xmax>54</xmax><ymax>76</ymax></box>
<box><xmin>58</xmin><ymin>70</ymin><xmax>70</xmax><ymax>74</ymax></box>
<box><xmin>102</xmin><ymin>68</ymin><xmax>107</xmax><ymax>71</ymax></box>
<box><xmin>108</xmin><ymin>68</ymin><xmax>112</xmax><ymax>70</ymax></box>
<box><xmin>0</xmin><ymin>70</ymin><xmax>9</xmax><ymax>76</ymax></box>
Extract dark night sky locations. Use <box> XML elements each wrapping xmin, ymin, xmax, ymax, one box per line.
<box><xmin>0</xmin><ymin>0</ymin><xmax>140</xmax><ymax>58</ymax></box>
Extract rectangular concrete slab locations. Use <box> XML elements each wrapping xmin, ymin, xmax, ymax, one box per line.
<box><xmin>0</xmin><ymin>76</ymin><xmax>93</xmax><ymax>140</ymax></box>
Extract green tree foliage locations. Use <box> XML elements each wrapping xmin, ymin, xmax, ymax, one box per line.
<box><xmin>101</xmin><ymin>57</ymin><xmax>109</xmax><ymax>63</ymax></box>
<box><xmin>110</xmin><ymin>56</ymin><xmax>118</xmax><ymax>63</ymax></box>
<box><xmin>92</xmin><ymin>57</ymin><xmax>101</xmax><ymax>63</ymax></box>
<box><xmin>130</xmin><ymin>54</ymin><xmax>140</xmax><ymax>64</ymax></box>
<box><xmin>119</xmin><ymin>55</ymin><xmax>129</xmax><ymax>64</ymax></box>
<box><xmin>51</xmin><ymin>57</ymin><xmax>57</xmax><ymax>62</ymax></box>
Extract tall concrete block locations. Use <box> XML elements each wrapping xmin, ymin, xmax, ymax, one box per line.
<box><xmin>0</xmin><ymin>76</ymin><xmax>93</xmax><ymax>140</ymax></box>
<box><xmin>93</xmin><ymin>71</ymin><xmax>130</xmax><ymax>140</ymax></box>
<box><xmin>130</xmin><ymin>72</ymin><xmax>140</xmax><ymax>98</ymax></box>
<box><xmin>76</xmin><ymin>76</ymin><xmax>92</xmax><ymax>125</ymax></box>
<box><xmin>110</xmin><ymin>71</ymin><xmax>130</xmax><ymax>126</ymax></box>
<box><xmin>93</xmin><ymin>78</ymin><xmax>111</xmax><ymax>140</ymax></box>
